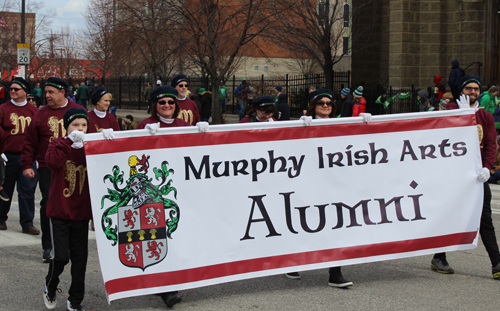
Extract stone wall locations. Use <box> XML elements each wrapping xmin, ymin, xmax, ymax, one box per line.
<box><xmin>352</xmin><ymin>0</ymin><xmax>486</xmax><ymax>88</ymax></box>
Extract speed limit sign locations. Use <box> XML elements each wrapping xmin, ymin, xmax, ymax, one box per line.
<box><xmin>17</xmin><ymin>43</ymin><xmax>30</xmax><ymax>65</ymax></box>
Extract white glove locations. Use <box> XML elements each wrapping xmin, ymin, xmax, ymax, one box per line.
<box><xmin>145</xmin><ymin>122</ymin><xmax>160</xmax><ymax>135</ymax></box>
<box><xmin>477</xmin><ymin>167</ymin><xmax>490</xmax><ymax>183</ymax></box>
<box><xmin>299</xmin><ymin>116</ymin><xmax>312</xmax><ymax>127</ymax></box>
<box><xmin>1</xmin><ymin>153</ymin><xmax>7</xmax><ymax>162</ymax></box>
<box><xmin>196</xmin><ymin>121</ymin><xmax>209</xmax><ymax>133</ymax></box>
<box><xmin>457</xmin><ymin>94</ymin><xmax>471</xmax><ymax>109</ymax></box>
<box><xmin>68</xmin><ymin>130</ymin><xmax>85</xmax><ymax>143</ymax></box>
<box><xmin>101</xmin><ymin>128</ymin><xmax>114</xmax><ymax>140</ymax></box>
<box><xmin>360</xmin><ymin>113</ymin><xmax>372</xmax><ymax>123</ymax></box>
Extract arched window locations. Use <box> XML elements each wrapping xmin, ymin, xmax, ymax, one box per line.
<box><xmin>344</xmin><ymin>3</ymin><xmax>350</xmax><ymax>28</ymax></box>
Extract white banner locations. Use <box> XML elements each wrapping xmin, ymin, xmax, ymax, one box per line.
<box><xmin>84</xmin><ymin>109</ymin><xmax>483</xmax><ymax>301</ymax></box>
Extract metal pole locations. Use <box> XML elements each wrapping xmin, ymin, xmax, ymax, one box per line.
<box><xmin>21</xmin><ymin>0</ymin><xmax>26</xmax><ymax>79</ymax></box>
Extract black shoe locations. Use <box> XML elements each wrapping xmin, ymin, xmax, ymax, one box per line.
<box><xmin>0</xmin><ymin>188</ymin><xmax>9</xmax><ymax>201</ymax></box>
<box><xmin>328</xmin><ymin>272</ymin><xmax>353</xmax><ymax>288</ymax></box>
<box><xmin>43</xmin><ymin>249</ymin><xmax>52</xmax><ymax>263</ymax></box>
<box><xmin>0</xmin><ymin>220</ymin><xmax>6</xmax><ymax>230</ymax></box>
<box><xmin>493</xmin><ymin>263</ymin><xmax>500</xmax><ymax>279</ymax></box>
<box><xmin>431</xmin><ymin>257</ymin><xmax>454</xmax><ymax>274</ymax></box>
<box><xmin>67</xmin><ymin>300</ymin><xmax>85</xmax><ymax>311</ymax></box>
<box><xmin>285</xmin><ymin>272</ymin><xmax>301</xmax><ymax>279</ymax></box>
<box><xmin>160</xmin><ymin>291</ymin><xmax>182</xmax><ymax>307</ymax></box>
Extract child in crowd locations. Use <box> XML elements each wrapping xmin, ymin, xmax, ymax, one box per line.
<box><xmin>43</xmin><ymin>108</ymin><xmax>92</xmax><ymax>311</ymax></box>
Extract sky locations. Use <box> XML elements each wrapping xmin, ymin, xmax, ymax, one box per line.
<box><xmin>44</xmin><ymin>0</ymin><xmax>88</xmax><ymax>33</ymax></box>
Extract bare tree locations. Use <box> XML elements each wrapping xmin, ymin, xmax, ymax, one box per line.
<box><xmin>266</xmin><ymin>0</ymin><xmax>376</xmax><ymax>90</ymax></box>
<box><xmin>169</xmin><ymin>0</ymin><xmax>279</xmax><ymax>124</ymax></box>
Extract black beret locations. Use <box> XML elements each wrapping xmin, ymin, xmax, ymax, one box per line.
<box><xmin>308</xmin><ymin>88</ymin><xmax>335</xmax><ymax>105</ymax></box>
<box><xmin>11</xmin><ymin>77</ymin><xmax>31</xmax><ymax>92</ymax></box>
<box><xmin>45</xmin><ymin>77</ymin><xmax>69</xmax><ymax>91</ymax></box>
<box><xmin>150</xmin><ymin>85</ymin><xmax>178</xmax><ymax>102</ymax></box>
<box><xmin>252</xmin><ymin>95</ymin><xmax>275</xmax><ymax>107</ymax></box>
<box><xmin>91</xmin><ymin>87</ymin><xmax>109</xmax><ymax>106</ymax></box>
<box><xmin>63</xmin><ymin>107</ymin><xmax>88</xmax><ymax>130</ymax></box>
<box><xmin>171</xmin><ymin>74</ymin><xmax>188</xmax><ymax>88</ymax></box>
<box><xmin>459</xmin><ymin>75</ymin><xmax>481</xmax><ymax>92</ymax></box>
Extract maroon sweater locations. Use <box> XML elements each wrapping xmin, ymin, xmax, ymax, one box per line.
<box><xmin>45</xmin><ymin>137</ymin><xmax>91</xmax><ymax>221</ymax></box>
<box><xmin>136</xmin><ymin>116</ymin><xmax>190</xmax><ymax>129</ymax></box>
<box><xmin>87</xmin><ymin>110</ymin><xmax>120</xmax><ymax>133</ymax></box>
<box><xmin>21</xmin><ymin>100</ymin><xmax>80</xmax><ymax>170</ymax></box>
<box><xmin>0</xmin><ymin>101</ymin><xmax>39</xmax><ymax>153</ymax></box>
<box><xmin>177</xmin><ymin>97</ymin><xmax>200</xmax><ymax>126</ymax></box>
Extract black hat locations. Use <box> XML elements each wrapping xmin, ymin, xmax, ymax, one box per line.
<box><xmin>275</xmin><ymin>85</ymin><xmax>282</xmax><ymax>92</ymax></box>
<box><xmin>63</xmin><ymin>107</ymin><xmax>88</xmax><ymax>130</ymax></box>
<box><xmin>252</xmin><ymin>95</ymin><xmax>275</xmax><ymax>107</ymax></box>
<box><xmin>45</xmin><ymin>77</ymin><xmax>69</xmax><ymax>91</ymax></box>
<box><xmin>91</xmin><ymin>87</ymin><xmax>109</xmax><ymax>106</ymax></box>
<box><xmin>308</xmin><ymin>88</ymin><xmax>335</xmax><ymax>105</ymax></box>
<box><xmin>459</xmin><ymin>75</ymin><xmax>481</xmax><ymax>92</ymax></box>
<box><xmin>26</xmin><ymin>92</ymin><xmax>35</xmax><ymax>98</ymax></box>
<box><xmin>171</xmin><ymin>74</ymin><xmax>188</xmax><ymax>88</ymax></box>
<box><xmin>12</xmin><ymin>77</ymin><xmax>31</xmax><ymax>92</ymax></box>
<box><xmin>429</xmin><ymin>97</ymin><xmax>439</xmax><ymax>107</ymax></box>
<box><xmin>150</xmin><ymin>85</ymin><xmax>178</xmax><ymax>102</ymax></box>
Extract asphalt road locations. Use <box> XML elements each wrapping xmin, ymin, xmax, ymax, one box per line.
<box><xmin>1</xmin><ymin>185</ymin><xmax>499</xmax><ymax>311</ymax></box>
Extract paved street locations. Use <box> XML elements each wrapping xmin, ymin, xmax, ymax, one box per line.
<box><xmin>1</xmin><ymin>182</ymin><xmax>499</xmax><ymax>311</ymax></box>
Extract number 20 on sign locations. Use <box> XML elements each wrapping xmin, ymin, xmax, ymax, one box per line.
<box><xmin>17</xmin><ymin>43</ymin><xmax>30</xmax><ymax>65</ymax></box>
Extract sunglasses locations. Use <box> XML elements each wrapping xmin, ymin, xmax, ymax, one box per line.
<box><xmin>158</xmin><ymin>100</ymin><xmax>176</xmax><ymax>106</ymax></box>
<box><xmin>27</xmin><ymin>98</ymin><xmax>35</xmax><ymax>101</ymax></box>
<box><xmin>316</xmin><ymin>100</ymin><xmax>333</xmax><ymax>106</ymax></box>
<box><xmin>10</xmin><ymin>88</ymin><xmax>22</xmax><ymax>92</ymax></box>
<box><xmin>178</xmin><ymin>84</ymin><xmax>188</xmax><ymax>88</ymax></box>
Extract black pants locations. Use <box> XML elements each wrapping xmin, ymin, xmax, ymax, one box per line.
<box><xmin>38</xmin><ymin>167</ymin><xmax>52</xmax><ymax>250</ymax></box>
<box><xmin>46</xmin><ymin>218</ymin><xmax>89</xmax><ymax>306</ymax></box>
<box><xmin>0</xmin><ymin>153</ymin><xmax>37</xmax><ymax>229</ymax></box>
<box><xmin>435</xmin><ymin>182</ymin><xmax>500</xmax><ymax>267</ymax></box>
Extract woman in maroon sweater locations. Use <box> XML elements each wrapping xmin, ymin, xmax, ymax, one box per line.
<box><xmin>87</xmin><ymin>87</ymin><xmax>120</xmax><ymax>134</ymax></box>
<box><xmin>137</xmin><ymin>85</ymin><xmax>190</xmax><ymax>131</ymax></box>
<box><xmin>43</xmin><ymin>107</ymin><xmax>92</xmax><ymax>311</ymax></box>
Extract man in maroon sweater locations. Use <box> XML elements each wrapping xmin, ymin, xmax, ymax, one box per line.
<box><xmin>431</xmin><ymin>75</ymin><xmax>500</xmax><ymax>280</ymax></box>
<box><xmin>0</xmin><ymin>77</ymin><xmax>39</xmax><ymax>234</ymax></box>
<box><xmin>171</xmin><ymin>74</ymin><xmax>200</xmax><ymax>126</ymax></box>
<box><xmin>21</xmin><ymin>77</ymin><xmax>81</xmax><ymax>263</ymax></box>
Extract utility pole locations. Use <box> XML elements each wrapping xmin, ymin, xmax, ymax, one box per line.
<box><xmin>20</xmin><ymin>0</ymin><xmax>26</xmax><ymax>78</ymax></box>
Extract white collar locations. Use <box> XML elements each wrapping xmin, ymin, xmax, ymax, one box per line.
<box><xmin>157</xmin><ymin>114</ymin><xmax>174</xmax><ymax>124</ymax></box>
<box><xmin>315</xmin><ymin>115</ymin><xmax>328</xmax><ymax>119</ymax></box>
<box><xmin>10</xmin><ymin>99</ymin><xmax>27</xmax><ymax>107</ymax></box>
<box><xmin>256</xmin><ymin>116</ymin><xmax>274</xmax><ymax>122</ymax></box>
<box><xmin>94</xmin><ymin>108</ymin><xmax>106</xmax><ymax>118</ymax></box>
<box><xmin>59</xmin><ymin>100</ymin><xmax>69</xmax><ymax>109</ymax></box>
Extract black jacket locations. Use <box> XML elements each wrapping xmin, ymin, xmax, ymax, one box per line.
<box><xmin>276</xmin><ymin>93</ymin><xmax>290</xmax><ymax>121</ymax></box>
<box><xmin>339</xmin><ymin>93</ymin><xmax>353</xmax><ymax>117</ymax></box>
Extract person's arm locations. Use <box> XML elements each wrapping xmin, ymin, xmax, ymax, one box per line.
<box><xmin>45</xmin><ymin>138</ymin><xmax>72</xmax><ymax>171</ymax></box>
<box><xmin>21</xmin><ymin>116</ymin><xmax>40</xmax><ymax>176</ymax></box>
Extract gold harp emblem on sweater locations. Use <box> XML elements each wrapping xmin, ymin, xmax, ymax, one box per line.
<box><xmin>10</xmin><ymin>113</ymin><xmax>31</xmax><ymax>135</ymax></box>
<box><xmin>477</xmin><ymin>124</ymin><xmax>483</xmax><ymax>148</ymax></box>
<box><xmin>63</xmin><ymin>160</ymin><xmax>87</xmax><ymax>197</ymax></box>
<box><xmin>178</xmin><ymin>110</ymin><xmax>193</xmax><ymax>125</ymax></box>
<box><xmin>48</xmin><ymin>117</ymin><xmax>66</xmax><ymax>142</ymax></box>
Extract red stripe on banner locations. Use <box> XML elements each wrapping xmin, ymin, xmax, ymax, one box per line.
<box><xmin>85</xmin><ymin>114</ymin><xmax>476</xmax><ymax>155</ymax></box>
<box><xmin>104</xmin><ymin>231</ymin><xmax>477</xmax><ymax>296</ymax></box>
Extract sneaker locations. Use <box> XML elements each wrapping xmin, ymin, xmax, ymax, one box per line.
<box><xmin>493</xmin><ymin>263</ymin><xmax>500</xmax><ymax>279</ymax></box>
<box><xmin>285</xmin><ymin>272</ymin><xmax>301</xmax><ymax>279</ymax></box>
<box><xmin>328</xmin><ymin>272</ymin><xmax>353</xmax><ymax>288</ymax></box>
<box><xmin>43</xmin><ymin>284</ymin><xmax>59</xmax><ymax>309</ymax></box>
<box><xmin>0</xmin><ymin>220</ymin><xmax>6</xmax><ymax>230</ymax></box>
<box><xmin>160</xmin><ymin>291</ymin><xmax>182</xmax><ymax>308</ymax></box>
<box><xmin>67</xmin><ymin>300</ymin><xmax>85</xmax><ymax>311</ymax></box>
<box><xmin>0</xmin><ymin>188</ymin><xmax>9</xmax><ymax>201</ymax></box>
<box><xmin>22</xmin><ymin>225</ymin><xmax>40</xmax><ymax>235</ymax></box>
<box><xmin>43</xmin><ymin>249</ymin><xmax>52</xmax><ymax>263</ymax></box>
<box><xmin>430</xmin><ymin>257</ymin><xmax>455</xmax><ymax>274</ymax></box>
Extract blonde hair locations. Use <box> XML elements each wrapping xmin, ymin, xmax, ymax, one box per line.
<box><xmin>442</xmin><ymin>92</ymin><xmax>453</xmax><ymax>100</ymax></box>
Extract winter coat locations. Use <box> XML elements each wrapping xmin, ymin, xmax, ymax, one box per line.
<box><xmin>434</xmin><ymin>75</ymin><xmax>446</xmax><ymax>100</ymax></box>
<box><xmin>276</xmin><ymin>93</ymin><xmax>290</xmax><ymax>121</ymax></box>
<box><xmin>448</xmin><ymin>60</ymin><xmax>465</xmax><ymax>88</ymax></box>
<box><xmin>479</xmin><ymin>91</ymin><xmax>497</xmax><ymax>115</ymax></box>
<box><xmin>340</xmin><ymin>93</ymin><xmax>353</xmax><ymax>117</ymax></box>
<box><xmin>199</xmin><ymin>91</ymin><xmax>212</xmax><ymax>119</ymax></box>
<box><xmin>352</xmin><ymin>97</ymin><xmax>366</xmax><ymax>116</ymax></box>
<box><xmin>418</xmin><ymin>89</ymin><xmax>429</xmax><ymax>112</ymax></box>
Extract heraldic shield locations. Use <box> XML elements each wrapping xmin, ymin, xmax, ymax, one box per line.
<box><xmin>118</xmin><ymin>202</ymin><xmax>168</xmax><ymax>270</ymax></box>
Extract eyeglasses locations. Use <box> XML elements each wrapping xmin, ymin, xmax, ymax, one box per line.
<box><xmin>158</xmin><ymin>100</ymin><xmax>176</xmax><ymax>106</ymax></box>
<box><xmin>464</xmin><ymin>86</ymin><xmax>480</xmax><ymax>92</ymax></box>
<box><xmin>10</xmin><ymin>88</ymin><xmax>22</xmax><ymax>92</ymax></box>
<box><xmin>316</xmin><ymin>101</ymin><xmax>333</xmax><ymax>106</ymax></box>
<box><xmin>178</xmin><ymin>84</ymin><xmax>188</xmax><ymax>88</ymax></box>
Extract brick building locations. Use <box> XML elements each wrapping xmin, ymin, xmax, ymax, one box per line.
<box><xmin>351</xmin><ymin>0</ymin><xmax>498</xmax><ymax>87</ymax></box>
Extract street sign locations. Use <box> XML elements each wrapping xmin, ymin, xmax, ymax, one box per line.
<box><xmin>17</xmin><ymin>43</ymin><xmax>30</xmax><ymax>65</ymax></box>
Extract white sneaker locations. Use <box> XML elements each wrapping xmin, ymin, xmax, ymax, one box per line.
<box><xmin>67</xmin><ymin>300</ymin><xmax>85</xmax><ymax>311</ymax></box>
<box><xmin>43</xmin><ymin>284</ymin><xmax>57</xmax><ymax>309</ymax></box>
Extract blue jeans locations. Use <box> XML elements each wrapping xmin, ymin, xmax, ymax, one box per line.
<box><xmin>488</xmin><ymin>171</ymin><xmax>500</xmax><ymax>184</ymax></box>
<box><xmin>236</xmin><ymin>99</ymin><xmax>246</xmax><ymax>120</ymax></box>
<box><xmin>219</xmin><ymin>99</ymin><xmax>226</xmax><ymax>113</ymax></box>
<box><xmin>77</xmin><ymin>99</ymin><xmax>87</xmax><ymax>108</ymax></box>
<box><xmin>0</xmin><ymin>153</ymin><xmax>37</xmax><ymax>229</ymax></box>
